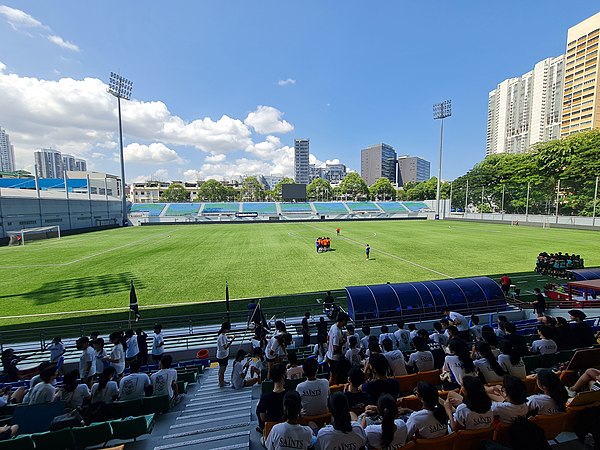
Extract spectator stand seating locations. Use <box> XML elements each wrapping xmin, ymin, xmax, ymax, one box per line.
<box><xmin>402</xmin><ymin>201</ymin><xmax>431</xmax><ymax>212</ymax></box>
<box><xmin>279</xmin><ymin>203</ymin><xmax>313</xmax><ymax>213</ymax></box>
<box><xmin>129</xmin><ymin>203</ymin><xmax>167</xmax><ymax>217</ymax></box>
<box><xmin>163</xmin><ymin>203</ymin><xmax>201</xmax><ymax>216</ymax></box>
<box><xmin>0</xmin><ymin>414</ymin><xmax>154</xmax><ymax>450</ymax></box>
<box><xmin>345</xmin><ymin>201</ymin><xmax>381</xmax><ymax>212</ymax></box>
<box><xmin>202</xmin><ymin>203</ymin><xmax>240</xmax><ymax>214</ymax></box>
<box><xmin>312</xmin><ymin>202</ymin><xmax>349</xmax><ymax>214</ymax></box>
<box><xmin>240</xmin><ymin>202</ymin><xmax>278</xmax><ymax>214</ymax></box>
<box><xmin>375</xmin><ymin>201</ymin><xmax>410</xmax><ymax>213</ymax></box>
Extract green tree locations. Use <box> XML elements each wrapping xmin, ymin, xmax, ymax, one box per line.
<box><xmin>369</xmin><ymin>177</ymin><xmax>396</xmax><ymax>201</ymax></box>
<box><xmin>272</xmin><ymin>177</ymin><xmax>296</xmax><ymax>200</ymax></box>
<box><xmin>240</xmin><ymin>176</ymin><xmax>264</xmax><ymax>201</ymax></box>
<box><xmin>307</xmin><ymin>178</ymin><xmax>333</xmax><ymax>201</ymax></box>
<box><xmin>339</xmin><ymin>172</ymin><xmax>369</xmax><ymax>201</ymax></box>
<box><xmin>160</xmin><ymin>183</ymin><xmax>190</xmax><ymax>202</ymax></box>
<box><xmin>224</xmin><ymin>186</ymin><xmax>239</xmax><ymax>201</ymax></box>
<box><xmin>197</xmin><ymin>179</ymin><xmax>227</xmax><ymax>202</ymax></box>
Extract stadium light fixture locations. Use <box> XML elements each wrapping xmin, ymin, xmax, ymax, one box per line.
<box><xmin>108</xmin><ymin>72</ymin><xmax>133</xmax><ymax>226</ymax></box>
<box><xmin>433</xmin><ymin>99</ymin><xmax>451</xmax><ymax>219</ymax></box>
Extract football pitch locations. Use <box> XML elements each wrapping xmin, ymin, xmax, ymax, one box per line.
<box><xmin>1</xmin><ymin>220</ymin><xmax>599</xmax><ymax>328</ymax></box>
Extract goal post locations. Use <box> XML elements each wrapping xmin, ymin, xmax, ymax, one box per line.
<box><xmin>7</xmin><ymin>226</ymin><xmax>61</xmax><ymax>246</ymax></box>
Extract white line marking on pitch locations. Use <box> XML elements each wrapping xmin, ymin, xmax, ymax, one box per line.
<box><xmin>304</xmin><ymin>223</ymin><xmax>453</xmax><ymax>279</ymax></box>
<box><xmin>0</xmin><ymin>231</ymin><xmax>174</xmax><ymax>269</ymax></box>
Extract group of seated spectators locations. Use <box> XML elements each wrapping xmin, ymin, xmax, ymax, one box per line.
<box><xmin>535</xmin><ymin>252</ymin><xmax>584</xmax><ymax>278</ymax></box>
<box><xmin>253</xmin><ymin>309</ymin><xmax>598</xmax><ymax>450</ymax></box>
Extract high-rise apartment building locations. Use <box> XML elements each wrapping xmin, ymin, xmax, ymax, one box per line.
<box><xmin>294</xmin><ymin>138</ymin><xmax>310</xmax><ymax>184</ymax></box>
<box><xmin>360</xmin><ymin>143</ymin><xmax>397</xmax><ymax>186</ymax></box>
<box><xmin>486</xmin><ymin>55</ymin><xmax>565</xmax><ymax>156</ymax></box>
<box><xmin>309</xmin><ymin>163</ymin><xmax>347</xmax><ymax>184</ymax></box>
<box><xmin>561</xmin><ymin>12</ymin><xmax>600</xmax><ymax>137</ymax></box>
<box><xmin>0</xmin><ymin>127</ymin><xmax>15</xmax><ymax>173</ymax></box>
<box><xmin>34</xmin><ymin>148</ymin><xmax>64</xmax><ymax>178</ymax></box>
<box><xmin>397</xmin><ymin>155</ymin><xmax>430</xmax><ymax>186</ymax></box>
<box><xmin>75</xmin><ymin>158</ymin><xmax>87</xmax><ymax>172</ymax></box>
<box><xmin>62</xmin><ymin>154</ymin><xmax>77</xmax><ymax>172</ymax></box>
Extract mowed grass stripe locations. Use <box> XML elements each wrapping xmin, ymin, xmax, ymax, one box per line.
<box><xmin>0</xmin><ymin>220</ymin><xmax>599</xmax><ymax>326</ymax></box>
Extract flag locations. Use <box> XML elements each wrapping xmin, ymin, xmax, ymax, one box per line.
<box><xmin>225</xmin><ymin>280</ymin><xmax>230</xmax><ymax>321</ymax></box>
<box><xmin>130</xmin><ymin>280</ymin><xmax>141</xmax><ymax>321</ymax></box>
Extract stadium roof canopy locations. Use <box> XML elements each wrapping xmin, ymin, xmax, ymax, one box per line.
<box><xmin>0</xmin><ymin>178</ymin><xmax>88</xmax><ymax>190</ymax></box>
<box><xmin>569</xmin><ymin>268</ymin><xmax>600</xmax><ymax>281</ymax></box>
<box><xmin>346</xmin><ymin>276</ymin><xmax>506</xmax><ymax>322</ymax></box>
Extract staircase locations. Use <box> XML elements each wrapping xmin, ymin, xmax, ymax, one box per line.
<box><xmin>153</xmin><ymin>367</ymin><xmax>253</xmax><ymax>450</ymax></box>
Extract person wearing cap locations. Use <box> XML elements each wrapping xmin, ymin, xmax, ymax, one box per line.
<box><xmin>568</xmin><ymin>310</ymin><xmax>595</xmax><ymax>348</ymax></box>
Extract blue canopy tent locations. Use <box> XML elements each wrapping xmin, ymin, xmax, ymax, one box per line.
<box><xmin>346</xmin><ymin>276</ymin><xmax>506</xmax><ymax>322</ymax></box>
<box><xmin>569</xmin><ymin>268</ymin><xmax>600</xmax><ymax>281</ymax></box>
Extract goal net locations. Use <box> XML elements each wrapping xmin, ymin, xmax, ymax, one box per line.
<box><xmin>8</xmin><ymin>226</ymin><xmax>61</xmax><ymax>246</ymax></box>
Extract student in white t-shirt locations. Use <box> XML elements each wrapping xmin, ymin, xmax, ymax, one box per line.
<box><xmin>527</xmin><ymin>369</ymin><xmax>568</xmax><ymax>416</ymax></box>
<box><xmin>27</xmin><ymin>364</ymin><xmax>58</xmax><ymax>405</ymax></box>
<box><xmin>266</xmin><ymin>333</ymin><xmax>293</xmax><ymax>380</ymax></box>
<box><xmin>216</xmin><ymin>322</ymin><xmax>235</xmax><ymax>388</ymax></box>
<box><xmin>445</xmin><ymin>376</ymin><xmax>494</xmax><ymax>431</ymax></box>
<box><xmin>119</xmin><ymin>360</ymin><xmax>150</xmax><ymax>400</ymax></box>
<box><xmin>314</xmin><ymin>333</ymin><xmax>328</xmax><ymax>364</ymax></box>
<box><xmin>106</xmin><ymin>332</ymin><xmax>126</xmax><ymax>376</ymax></box>
<box><xmin>530</xmin><ymin>326</ymin><xmax>558</xmax><ymax>355</ymax></box>
<box><xmin>125</xmin><ymin>329</ymin><xmax>139</xmax><ymax>363</ymax></box>
<box><xmin>485</xmin><ymin>375</ymin><xmax>529</xmax><ymax>424</ymax></box>
<box><xmin>296</xmin><ymin>358</ymin><xmax>329</xmax><ymax>416</ymax></box>
<box><xmin>286</xmin><ymin>352</ymin><xmax>304</xmax><ymax>381</ymax></box>
<box><xmin>382</xmin><ymin>338</ymin><xmax>408</xmax><ymax>376</ymax></box>
<box><xmin>151</xmin><ymin>324</ymin><xmax>165</xmax><ymax>363</ymax></box>
<box><xmin>151</xmin><ymin>354</ymin><xmax>179</xmax><ymax>399</ymax></box>
<box><xmin>378</xmin><ymin>325</ymin><xmax>398</xmax><ymax>349</ymax></box>
<box><xmin>394</xmin><ymin>321</ymin><xmax>412</xmax><ymax>352</ymax></box>
<box><xmin>497</xmin><ymin>341</ymin><xmax>527</xmax><ymax>379</ymax></box>
<box><xmin>60</xmin><ymin>370</ymin><xmax>91</xmax><ymax>409</ymax></box>
<box><xmin>91</xmin><ymin>367</ymin><xmax>119</xmax><ymax>404</ymax></box>
<box><xmin>442</xmin><ymin>308</ymin><xmax>470</xmax><ymax>340</ymax></box>
<box><xmin>362</xmin><ymin>393</ymin><xmax>408</xmax><ymax>449</ymax></box>
<box><xmin>93</xmin><ymin>338</ymin><xmax>108</xmax><ymax>376</ymax></box>
<box><xmin>231</xmin><ymin>350</ymin><xmax>259</xmax><ymax>391</ymax></box>
<box><xmin>406</xmin><ymin>382</ymin><xmax>449</xmax><ymax>439</ymax></box>
<box><xmin>442</xmin><ymin>340</ymin><xmax>477</xmax><ymax>387</ymax></box>
<box><xmin>343</xmin><ymin>324</ymin><xmax>360</xmax><ymax>353</ymax></box>
<box><xmin>326</xmin><ymin>312</ymin><xmax>348</xmax><ymax>372</ymax></box>
<box><xmin>430</xmin><ymin>322</ymin><xmax>449</xmax><ymax>348</ymax></box>
<box><xmin>265</xmin><ymin>390</ymin><xmax>314</xmax><ymax>450</ymax></box>
<box><xmin>407</xmin><ymin>337</ymin><xmax>435</xmax><ymax>373</ymax></box>
<box><xmin>76</xmin><ymin>337</ymin><xmax>96</xmax><ymax>383</ymax></box>
<box><xmin>344</xmin><ymin>336</ymin><xmax>363</xmax><ymax>368</ymax></box>
<box><xmin>47</xmin><ymin>336</ymin><xmax>65</xmax><ymax>364</ymax></box>
<box><xmin>316</xmin><ymin>392</ymin><xmax>367</xmax><ymax>450</ymax></box>
<box><xmin>470</xmin><ymin>315</ymin><xmax>484</xmax><ymax>341</ymax></box>
<box><xmin>360</xmin><ymin>325</ymin><xmax>372</xmax><ymax>351</ymax></box>
<box><xmin>473</xmin><ymin>342</ymin><xmax>506</xmax><ymax>384</ymax></box>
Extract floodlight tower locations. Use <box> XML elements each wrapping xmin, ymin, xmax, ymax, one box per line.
<box><xmin>433</xmin><ymin>99</ymin><xmax>451</xmax><ymax>219</ymax></box>
<box><xmin>108</xmin><ymin>72</ymin><xmax>133</xmax><ymax>226</ymax></box>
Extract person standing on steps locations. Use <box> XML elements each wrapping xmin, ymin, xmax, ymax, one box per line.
<box><xmin>216</xmin><ymin>322</ymin><xmax>235</xmax><ymax>388</ymax></box>
<box><xmin>365</xmin><ymin>244</ymin><xmax>370</xmax><ymax>260</ymax></box>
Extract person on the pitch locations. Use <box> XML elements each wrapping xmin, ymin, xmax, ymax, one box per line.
<box><xmin>365</xmin><ymin>244</ymin><xmax>370</xmax><ymax>260</ymax></box>
<box><xmin>336</xmin><ymin>228</ymin><xmax>340</xmax><ymax>236</ymax></box>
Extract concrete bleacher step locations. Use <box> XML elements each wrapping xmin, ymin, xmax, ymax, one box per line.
<box><xmin>153</xmin><ymin>367</ymin><xmax>254</xmax><ymax>450</ymax></box>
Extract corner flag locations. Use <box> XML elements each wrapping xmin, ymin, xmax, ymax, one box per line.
<box><xmin>130</xmin><ymin>281</ymin><xmax>141</xmax><ymax>321</ymax></box>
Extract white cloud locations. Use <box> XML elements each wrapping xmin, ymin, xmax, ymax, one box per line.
<box><xmin>0</xmin><ymin>5</ymin><xmax>79</xmax><ymax>51</ymax></box>
<box><xmin>277</xmin><ymin>78</ymin><xmax>296</xmax><ymax>86</ymax></box>
<box><xmin>0</xmin><ymin>61</ymin><xmax>5</xmax><ymax>72</ymax></box>
<box><xmin>131</xmin><ymin>168</ymin><xmax>169</xmax><ymax>183</ymax></box>
<box><xmin>123</xmin><ymin>142</ymin><xmax>186</xmax><ymax>164</ymax></box>
<box><xmin>47</xmin><ymin>35</ymin><xmax>79</xmax><ymax>52</ymax></box>
<box><xmin>0</xmin><ymin>5</ymin><xmax>47</xmax><ymax>30</ymax></box>
<box><xmin>244</xmin><ymin>105</ymin><xmax>293</xmax><ymax>135</ymax></box>
<box><xmin>205</xmin><ymin>154</ymin><xmax>226</xmax><ymax>163</ymax></box>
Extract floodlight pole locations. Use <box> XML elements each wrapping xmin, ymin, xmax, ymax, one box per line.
<box><xmin>593</xmin><ymin>176</ymin><xmax>599</xmax><ymax>227</ymax></box>
<box><xmin>108</xmin><ymin>72</ymin><xmax>133</xmax><ymax>227</ymax></box>
<box><xmin>433</xmin><ymin>100</ymin><xmax>451</xmax><ymax>219</ymax></box>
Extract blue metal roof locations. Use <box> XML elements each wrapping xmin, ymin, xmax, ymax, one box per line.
<box><xmin>346</xmin><ymin>276</ymin><xmax>505</xmax><ymax>321</ymax></box>
<box><xmin>569</xmin><ymin>268</ymin><xmax>600</xmax><ymax>281</ymax></box>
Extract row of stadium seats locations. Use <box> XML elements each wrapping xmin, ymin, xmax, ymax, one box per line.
<box><xmin>129</xmin><ymin>201</ymin><xmax>432</xmax><ymax>217</ymax></box>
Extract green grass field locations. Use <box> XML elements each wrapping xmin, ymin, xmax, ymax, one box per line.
<box><xmin>1</xmin><ymin>220</ymin><xmax>599</xmax><ymax>328</ymax></box>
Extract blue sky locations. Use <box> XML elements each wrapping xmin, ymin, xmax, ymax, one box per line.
<box><xmin>0</xmin><ymin>1</ymin><xmax>598</xmax><ymax>183</ymax></box>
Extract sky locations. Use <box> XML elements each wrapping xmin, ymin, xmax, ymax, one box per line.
<box><xmin>0</xmin><ymin>2</ymin><xmax>598</xmax><ymax>183</ymax></box>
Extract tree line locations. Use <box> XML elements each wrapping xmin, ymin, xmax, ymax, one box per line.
<box><xmin>159</xmin><ymin>130</ymin><xmax>600</xmax><ymax>214</ymax></box>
